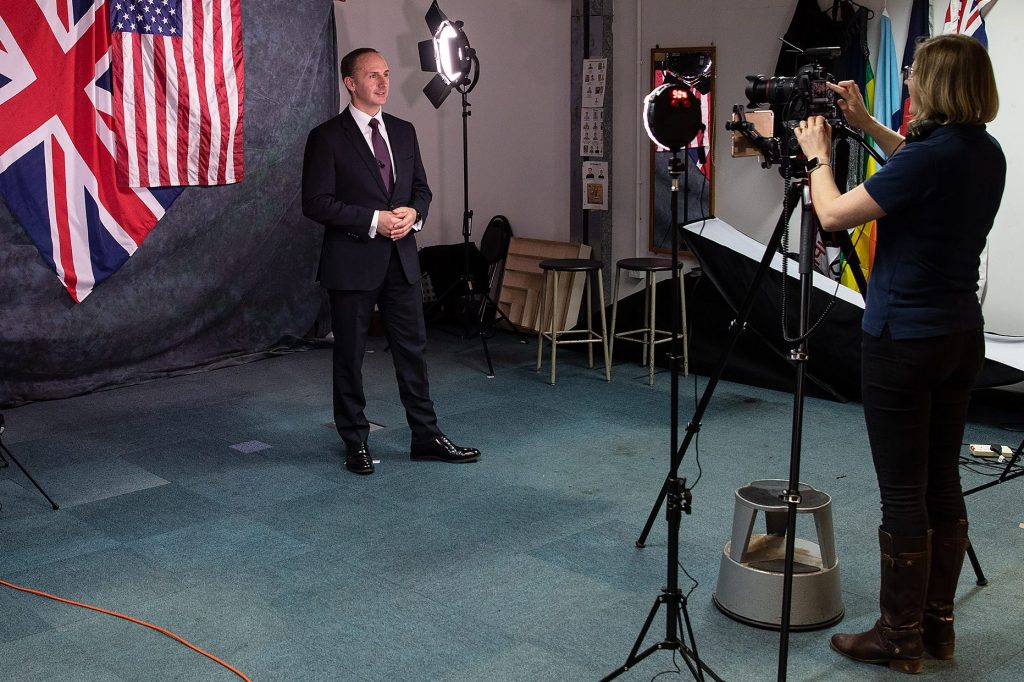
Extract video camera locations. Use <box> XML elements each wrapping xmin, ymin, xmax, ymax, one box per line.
<box><xmin>727</xmin><ymin>46</ymin><xmax>845</xmax><ymax>172</ymax></box>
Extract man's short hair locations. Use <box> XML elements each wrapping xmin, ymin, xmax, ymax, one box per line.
<box><xmin>340</xmin><ymin>48</ymin><xmax>379</xmax><ymax>81</ymax></box>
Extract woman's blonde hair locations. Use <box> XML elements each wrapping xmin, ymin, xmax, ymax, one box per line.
<box><xmin>911</xmin><ymin>33</ymin><xmax>999</xmax><ymax>129</ymax></box>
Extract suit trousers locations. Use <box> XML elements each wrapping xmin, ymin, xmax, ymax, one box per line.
<box><xmin>861</xmin><ymin>327</ymin><xmax>984</xmax><ymax>536</ymax></box>
<box><xmin>329</xmin><ymin>241</ymin><xmax>439</xmax><ymax>449</ymax></box>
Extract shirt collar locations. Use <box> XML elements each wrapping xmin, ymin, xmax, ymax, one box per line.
<box><xmin>348</xmin><ymin>103</ymin><xmax>384</xmax><ymax>132</ymax></box>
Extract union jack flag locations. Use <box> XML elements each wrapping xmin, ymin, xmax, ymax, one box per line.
<box><xmin>0</xmin><ymin>0</ymin><xmax>242</xmax><ymax>303</ymax></box>
<box><xmin>944</xmin><ymin>0</ymin><xmax>993</xmax><ymax>47</ymax></box>
<box><xmin>0</xmin><ymin>1</ymin><xmax>184</xmax><ymax>302</ymax></box>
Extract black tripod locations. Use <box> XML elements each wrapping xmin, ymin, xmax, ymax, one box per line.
<box><xmin>630</xmin><ymin>166</ymin><xmax>856</xmax><ymax>681</ymax></box>
<box><xmin>603</xmin><ymin>151</ymin><xmax>722</xmax><ymax>682</ymax></box>
<box><xmin>962</xmin><ymin>436</ymin><xmax>1024</xmax><ymax>585</ymax></box>
<box><xmin>634</xmin><ymin>174</ymin><xmax>827</xmax><ymax>549</ymax></box>
<box><xmin>0</xmin><ymin>413</ymin><xmax>59</xmax><ymax>511</ymax></box>
<box><xmin>771</xmin><ymin>178</ymin><xmax>825</xmax><ymax>681</ymax></box>
<box><xmin>422</xmin><ymin>86</ymin><xmax>513</xmax><ymax>377</ymax></box>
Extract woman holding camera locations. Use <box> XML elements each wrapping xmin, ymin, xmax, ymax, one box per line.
<box><xmin>793</xmin><ymin>34</ymin><xmax>1004</xmax><ymax>674</ymax></box>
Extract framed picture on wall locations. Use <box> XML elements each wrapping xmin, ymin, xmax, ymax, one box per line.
<box><xmin>649</xmin><ymin>46</ymin><xmax>715</xmax><ymax>254</ymax></box>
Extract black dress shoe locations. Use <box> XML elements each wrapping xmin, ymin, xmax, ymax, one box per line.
<box><xmin>345</xmin><ymin>443</ymin><xmax>374</xmax><ymax>475</ymax></box>
<box><xmin>410</xmin><ymin>435</ymin><xmax>481</xmax><ymax>463</ymax></box>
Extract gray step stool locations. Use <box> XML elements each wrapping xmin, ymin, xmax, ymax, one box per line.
<box><xmin>713</xmin><ymin>479</ymin><xmax>844</xmax><ymax>630</ymax></box>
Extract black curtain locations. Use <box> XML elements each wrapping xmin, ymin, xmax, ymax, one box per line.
<box><xmin>0</xmin><ymin>2</ymin><xmax>338</xmax><ymax>406</ymax></box>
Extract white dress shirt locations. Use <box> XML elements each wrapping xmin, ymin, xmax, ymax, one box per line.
<box><xmin>347</xmin><ymin>104</ymin><xmax>421</xmax><ymax>238</ymax></box>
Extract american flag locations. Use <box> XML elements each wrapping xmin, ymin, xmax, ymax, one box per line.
<box><xmin>943</xmin><ymin>0</ymin><xmax>993</xmax><ymax>47</ymax></box>
<box><xmin>110</xmin><ymin>0</ymin><xmax>244</xmax><ymax>187</ymax></box>
<box><xmin>0</xmin><ymin>1</ymin><xmax>183</xmax><ymax>303</ymax></box>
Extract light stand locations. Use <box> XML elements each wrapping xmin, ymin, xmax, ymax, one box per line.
<box><xmin>604</xmin><ymin>82</ymin><xmax>721</xmax><ymax>682</ymax></box>
<box><xmin>604</xmin><ymin>149</ymin><xmax>721</xmax><ymax>682</ymax></box>
<box><xmin>418</xmin><ymin>1</ymin><xmax>511</xmax><ymax>378</ymax></box>
<box><xmin>0</xmin><ymin>413</ymin><xmax>59</xmax><ymax>512</ymax></box>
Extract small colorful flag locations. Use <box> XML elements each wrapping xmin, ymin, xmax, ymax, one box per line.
<box><xmin>943</xmin><ymin>0</ymin><xmax>995</xmax><ymax>47</ymax></box>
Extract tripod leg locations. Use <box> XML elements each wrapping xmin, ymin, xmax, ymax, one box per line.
<box><xmin>679</xmin><ymin>597</ymin><xmax>705</xmax><ymax>681</ymax></box>
<box><xmin>599</xmin><ymin>596</ymin><xmax>666</xmax><ymax>682</ymax></box>
<box><xmin>0</xmin><ymin>442</ymin><xmax>59</xmax><ymax>510</ymax></box>
<box><xmin>831</xmin><ymin>228</ymin><xmax>869</xmax><ymax>293</ymax></box>
<box><xmin>959</xmin><ymin>443</ymin><xmax>1023</xmax><ymax>587</ymax></box>
<box><xmin>480</xmin><ymin>329</ymin><xmax>495</xmax><ymax>378</ymax></box>
<box><xmin>637</xmin><ymin>183</ymin><xmax>802</xmax><ymax>547</ymax></box>
<box><xmin>965</xmin><ymin>539</ymin><xmax>988</xmax><ymax>586</ymax></box>
<box><xmin>424</xmin><ymin>274</ymin><xmax>468</xmax><ymax>322</ymax></box>
<box><xmin>481</xmin><ymin>294</ymin><xmax>530</xmax><ymax>343</ymax></box>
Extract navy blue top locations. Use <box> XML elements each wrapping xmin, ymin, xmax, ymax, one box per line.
<box><xmin>862</xmin><ymin>124</ymin><xmax>1005</xmax><ymax>339</ymax></box>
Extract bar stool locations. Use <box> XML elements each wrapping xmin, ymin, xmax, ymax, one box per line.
<box><xmin>535</xmin><ymin>258</ymin><xmax>611</xmax><ymax>385</ymax></box>
<box><xmin>713</xmin><ymin>479</ymin><xmax>843</xmax><ymax>630</ymax></box>
<box><xmin>609</xmin><ymin>257</ymin><xmax>688</xmax><ymax>385</ymax></box>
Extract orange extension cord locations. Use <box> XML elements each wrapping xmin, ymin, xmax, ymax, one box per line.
<box><xmin>0</xmin><ymin>578</ymin><xmax>251</xmax><ymax>681</ymax></box>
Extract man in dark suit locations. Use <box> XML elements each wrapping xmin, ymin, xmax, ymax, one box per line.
<box><xmin>301</xmin><ymin>48</ymin><xmax>480</xmax><ymax>475</ymax></box>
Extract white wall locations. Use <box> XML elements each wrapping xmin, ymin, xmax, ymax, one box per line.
<box><xmin>969</xmin><ymin>2</ymin><xmax>1021</xmax><ymax>335</ymax></box>
<box><xmin>333</xmin><ymin>0</ymin><xmax>571</xmax><ymax>246</ymax></box>
<box><xmin>612</xmin><ymin>0</ymin><xmax>1023</xmax><ymax>335</ymax></box>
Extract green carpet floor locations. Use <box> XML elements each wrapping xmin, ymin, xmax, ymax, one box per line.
<box><xmin>1</xmin><ymin>332</ymin><xmax>1022</xmax><ymax>681</ymax></box>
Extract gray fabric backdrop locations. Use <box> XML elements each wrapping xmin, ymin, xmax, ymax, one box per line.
<box><xmin>0</xmin><ymin>2</ymin><xmax>337</xmax><ymax>407</ymax></box>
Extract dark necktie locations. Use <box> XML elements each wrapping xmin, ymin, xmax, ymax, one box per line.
<box><xmin>368</xmin><ymin>118</ymin><xmax>393</xmax><ymax>194</ymax></box>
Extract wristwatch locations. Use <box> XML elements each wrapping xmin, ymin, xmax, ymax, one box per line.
<box><xmin>806</xmin><ymin>157</ymin><xmax>827</xmax><ymax>174</ymax></box>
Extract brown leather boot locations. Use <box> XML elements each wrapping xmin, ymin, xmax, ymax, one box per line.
<box><xmin>830</xmin><ymin>528</ymin><xmax>931</xmax><ymax>674</ymax></box>
<box><xmin>923</xmin><ymin>519</ymin><xmax>969</xmax><ymax>659</ymax></box>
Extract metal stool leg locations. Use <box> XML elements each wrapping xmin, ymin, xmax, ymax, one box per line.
<box><xmin>596</xmin><ymin>269</ymin><xmax>610</xmax><ymax>381</ymax></box>
<box><xmin>729</xmin><ymin>500</ymin><xmax>757</xmax><ymax>563</ymax></box>
<box><xmin>638</xmin><ymin>276</ymin><xmax>647</xmax><ymax>366</ymax></box>
<box><xmin>550</xmin><ymin>270</ymin><xmax>560</xmax><ymax>384</ymax></box>
<box><xmin>589</xmin><ymin>270</ymin><xmax>598</xmax><ymax>368</ymax></box>
<box><xmin>535</xmin><ymin>270</ymin><xmax>548</xmax><ymax>372</ymax></box>
<box><xmin>648</xmin><ymin>271</ymin><xmax>657</xmax><ymax>385</ymax></box>
<box><xmin>609</xmin><ymin>265</ymin><xmax>621</xmax><ymax>363</ymax></box>
<box><xmin>813</xmin><ymin>505</ymin><xmax>837</xmax><ymax>570</ymax></box>
<box><xmin>764</xmin><ymin>509</ymin><xmax>787</xmax><ymax>536</ymax></box>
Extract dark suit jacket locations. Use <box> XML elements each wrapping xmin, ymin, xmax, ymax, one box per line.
<box><xmin>301</xmin><ymin>108</ymin><xmax>432</xmax><ymax>291</ymax></box>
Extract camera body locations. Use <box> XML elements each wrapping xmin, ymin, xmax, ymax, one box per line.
<box><xmin>745</xmin><ymin>61</ymin><xmax>842</xmax><ymax>155</ymax></box>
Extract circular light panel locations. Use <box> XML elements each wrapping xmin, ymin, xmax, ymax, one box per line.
<box><xmin>643</xmin><ymin>82</ymin><xmax>702</xmax><ymax>153</ymax></box>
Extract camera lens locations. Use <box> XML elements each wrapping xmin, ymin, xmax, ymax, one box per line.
<box><xmin>745</xmin><ymin>75</ymin><xmax>796</xmax><ymax>107</ymax></box>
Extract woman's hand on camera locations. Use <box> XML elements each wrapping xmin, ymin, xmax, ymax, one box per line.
<box><xmin>794</xmin><ymin>116</ymin><xmax>832</xmax><ymax>162</ymax></box>
<box><xmin>827</xmin><ymin>80</ymin><xmax>872</xmax><ymax>131</ymax></box>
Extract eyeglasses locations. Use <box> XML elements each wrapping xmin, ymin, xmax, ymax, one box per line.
<box><xmin>901</xmin><ymin>64</ymin><xmax>915</xmax><ymax>81</ymax></box>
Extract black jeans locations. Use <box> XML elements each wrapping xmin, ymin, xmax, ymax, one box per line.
<box><xmin>861</xmin><ymin>327</ymin><xmax>985</xmax><ymax>536</ymax></box>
